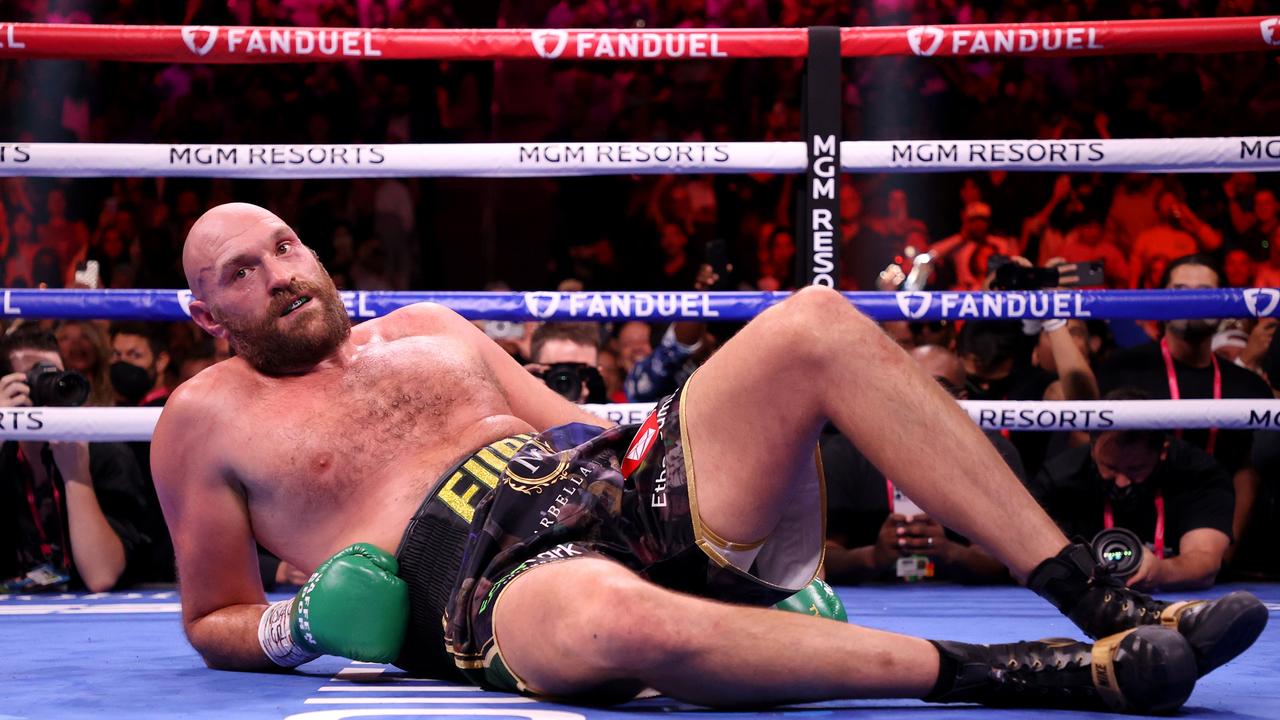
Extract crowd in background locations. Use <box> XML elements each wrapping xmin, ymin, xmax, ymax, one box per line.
<box><xmin>2</xmin><ymin>0</ymin><xmax>1280</xmax><ymax>591</ymax></box>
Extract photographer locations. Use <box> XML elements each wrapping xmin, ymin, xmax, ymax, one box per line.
<box><xmin>1028</xmin><ymin>389</ymin><xmax>1233</xmax><ymax>592</ymax></box>
<box><xmin>525</xmin><ymin>322</ymin><xmax>604</xmax><ymax>404</ymax></box>
<box><xmin>1100</xmin><ymin>254</ymin><xmax>1272</xmax><ymax>571</ymax></box>
<box><xmin>0</xmin><ymin>327</ymin><xmax>155</xmax><ymax>592</ymax></box>
<box><xmin>822</xmin><ymin>345</ymin><xmax>1016</xmax><ymax>585</ymax></box>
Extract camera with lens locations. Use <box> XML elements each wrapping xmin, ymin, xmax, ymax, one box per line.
<box><xmin>535</xmin><ymin>362</ymin><xmax>605</xmax><ymax>404</ymax></box>
<box><xmin>26</xmin><ymin>363</ymin><xmax>91</xmax><ymax>407</ymax></box>
<box><xmin>1092</xmin><ymin>527</ymin><xmax>1144</xmax><ymax>580</ymax></box>
<box><xmin>988</xmin><ymin>255</ymin><xmax>1105</xmax><ymax>291</ymax></box>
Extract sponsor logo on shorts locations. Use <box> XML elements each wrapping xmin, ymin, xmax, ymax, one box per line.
<box><xmin>651</xmin><ymin>458</ymin><xmax>669</xmax><ymax>508</ymax></box>
<box><xmin>504</xmin><ymin>438</ymin><xmax>568</xmax><ymax>495</ymax></box>
<box><xmin>477</xmin><ymin>561</ymin><xmax>531</xmax><ymax>615</ymax></box>
<box><xmin>620</xmin><ymin>419</ymin><xmax>657</xmax><ymax>478</ymax></box>
<box><xmin>626</xmin><ymin>429</ymin><xmax>656</xmax><ymax>462</ymax></box>
<box><xmin>1244</xmin><ymin>287</ymin><xmax>1280</xmax><ymax>317</ymax></box>
<box><xmin>535</xmin><ymin>543</ymin><xmax>584</xmax><ymax>561</ymax></box>
<box><xmin>1261</xmin><ymin>18</ymin><xmax>1280</xmax><ymax>46</ymax></box>
<box><xmin>538</xmin><ymin>466</ymin><xmax>590</xmax><ymax>527</ymax></box>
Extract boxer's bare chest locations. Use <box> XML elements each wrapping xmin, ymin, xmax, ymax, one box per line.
<box><xmin>228</xmin><ymin>336</ymin><xmax>515</xmax><ymax>543</ymax></box>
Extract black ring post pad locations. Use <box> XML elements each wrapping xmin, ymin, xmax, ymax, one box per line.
<box><xmin>798</xmin><ymin>26</ymin><xmax>842</xmax><ymax>288</ymax></box>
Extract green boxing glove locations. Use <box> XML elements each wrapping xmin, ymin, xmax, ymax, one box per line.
<box><xmin>258</xmin><ymin>543</ymin><xmax>409</xmax><ymax>667</ymax></box>
<box><xmin>775</xmin><ymin>578</ymin><xmax>847</xmax><ymax>622</ymax></box>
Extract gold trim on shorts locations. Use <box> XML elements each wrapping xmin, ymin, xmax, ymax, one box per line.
<box><xmin>680</xmin><ymin>379</ymin><xmax>827</xmax><ymax>579</ymax></box>
<box><xmin>486</xmin><ymin>568</ymin><xmax>551</xmax><ymax>696</ymax></box>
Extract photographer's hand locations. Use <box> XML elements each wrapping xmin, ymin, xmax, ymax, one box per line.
<box><xmin>897</xmin><ymin>515</ymin><xmax>957</xmax><ymax>565</ymax></box>
<box><xmin>875</xmin><ymin>514</ymin><xmax>907</xmax><ymax>569</ymax></box>
<box><xmin>50</xmin><ymin>440</ymin><xmax>128</xmax><ymax>591</ymax></box>
<box><xmin>0</xmin><ymin>372</ymin><xmax>31</xmax><ymax>407</ymax></box>
<box><xmin>1124</xmin><ymin>546</ymin><xmax>1159</xmax><ymax>591</ymax></box>
<box><xmin>49</xmin><ymin>440</ymin><xmax>92</xmax><ymax>484</ymax></box>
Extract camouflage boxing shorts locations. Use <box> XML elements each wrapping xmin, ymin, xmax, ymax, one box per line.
<box><xmin>393</xmin><ymin>383</ymin><xmax>826</xmax><ymax>693</ymax></box>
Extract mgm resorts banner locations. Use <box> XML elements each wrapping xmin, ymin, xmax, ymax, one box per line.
<box><xmin>840</xmin><ymin>136</ymin><xmax>1280</xmax><ymax>172</ymax></box>
<box><xmin>4</xmin><ymin>138</ymin><xmax>1280</xmax><ymax>178</ymax></box>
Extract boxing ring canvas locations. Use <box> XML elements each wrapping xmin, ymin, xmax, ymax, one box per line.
<box><xmin>1</xmin><ymin>584</ymin><xmax>1275</xmax><ymax>720</ymax></box>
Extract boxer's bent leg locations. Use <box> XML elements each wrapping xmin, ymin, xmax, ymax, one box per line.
<box><xmin>491</xmin><ymin>556</ymin><xmax>939</xmax><ymax>705</ymax></box>
<box><xmin>683</xmin><ymin>286</ymin><xmax>1066</xmax><ymax>579</ymax></box>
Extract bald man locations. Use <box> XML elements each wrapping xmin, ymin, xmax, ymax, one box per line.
<box><xmin>150</xmin><ymin>203</ymin><xmax>1265</xmax><ymax>713</ymax></box>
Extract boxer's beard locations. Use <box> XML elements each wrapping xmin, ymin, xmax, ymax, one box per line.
<box><xmin>220</xmin><ymin>275</ymin><xmax>351</xmax><ymax>375</ymax></box>
<box><xmin>1166</xmin><ymin>318</ymin><xmax>1218</xmax><ymax>343</ymax></box>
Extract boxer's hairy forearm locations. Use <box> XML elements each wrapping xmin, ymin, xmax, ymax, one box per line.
<box><xmin>186</xmin><ymin>604</ymin><xmax>280</xmax><ymax>672</ymax></box>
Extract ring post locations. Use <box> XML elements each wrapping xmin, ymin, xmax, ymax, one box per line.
<box><xmin>799</xmin><ymin>26</ymin><xmax>842</xmax><ymax>287</ymax></box>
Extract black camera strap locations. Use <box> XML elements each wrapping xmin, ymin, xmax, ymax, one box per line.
<box><xmin>17</xmin><ymin>446</ymin><xmax>71</xmax><ymax>570</ymax></box>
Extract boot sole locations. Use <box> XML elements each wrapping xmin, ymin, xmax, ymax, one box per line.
<box><xmin>1095</xmin><ymin>626</ymin><xmax>1197</xmax><ymax>714</ymax></box>
<box><xmin>1175</xmin><ymin>591</ymin><xmax>1270</xmax><ymax>677</ymax></box>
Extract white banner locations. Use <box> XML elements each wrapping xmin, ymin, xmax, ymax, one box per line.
<box><xmin>844</xmin><ymin>137</ymin><xmax>1280</xmax><ymax>173</ymax></box>
<box><xmin>4</xmin><ymin>400</ymin><xmax>1280</xmax><ymax>442</ymax></box>
<box><xmin>3</xmin><ymin>137</ymin><xmax>1280</xmax><ymax>178</ymax></box>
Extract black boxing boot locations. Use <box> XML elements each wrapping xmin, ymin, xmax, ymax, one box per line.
<box><xmin>1027</xmin><ymin>542</ymin><xmax>1268</xmax><ymax>676</ymax></box>
<box><xmin>924</xmin><ymin>626</ymin><xmax>1197</xmax><ymax>714</ymax></box>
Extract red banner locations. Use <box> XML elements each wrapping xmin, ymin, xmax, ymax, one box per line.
<box><xmin>0</xmin><ymin>17</ymin><xmax>1275</xmax><ymax>63</ymax></box>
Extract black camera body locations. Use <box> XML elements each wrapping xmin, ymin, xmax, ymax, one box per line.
<box><xmin>988</xmin><ymin>255</ymin><xmax>1105</xmax><ymax>291</ymax></box>
<box><xmin>26</xmin><ymin>363</ymin><xmax>91</xmax><ymax>407</ymax></box>
<box><xmin>537</xmin><ymin>362</ymin><xmax>605</xmax><ymax>404</ymax></box>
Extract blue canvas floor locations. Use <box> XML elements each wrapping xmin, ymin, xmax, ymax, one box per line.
<box><xmin>0</xmin><ymin>584</ymin><xmax>1276</xmax><ymax>720</ymax></box>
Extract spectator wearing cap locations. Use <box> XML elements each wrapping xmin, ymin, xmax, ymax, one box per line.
<box><xmin>929</xmin><ymin>201</ymin><xmax>1018</xmax><ymax>291</ymax></box>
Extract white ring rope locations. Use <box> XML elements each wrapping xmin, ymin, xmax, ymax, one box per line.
<box><xmin>3</xmin><ymin>137</ymin><xmax>1279</xmax><ymax>178</ymax></box>
<box><xmin>4</xmin><ymin>400</ymin><xmax>1279</xmax><ymax>442</ymax></box>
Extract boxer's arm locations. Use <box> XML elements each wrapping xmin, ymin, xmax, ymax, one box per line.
<box><xmin>152</xmin><ymin>384</ymin><xmax>275</xmax><ymax>671</ymax></box>
<box><xmin>400</xmin><ymin>302</ymin><xmax>612</xmax><ymax>430</ymax></box>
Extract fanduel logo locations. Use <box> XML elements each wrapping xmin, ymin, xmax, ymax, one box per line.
<box><xmin>524</xmin><ymin>291</ymin><xmax>561</xmax><ymax>319</ymax></box>
<box><xmin>181</xmin><ymin>26</ymin><xmax>218</xmax><ymax>56</ymax></box>
<box><xmin>907</xmin><ymin>26</ymin><xmax>945</xmax><ymax>56</ymax></box>
<box><xmin>176</xmin><ymin>290</ymin><xmax>195</xmax><ymax>318</ymax></box>
<box><xmin>532</xmin><ymin>29</ymin><xmax>569</xmax><ymax>59</ymax></box>
<box><xmin>1243</xmin><ymin>287</ymin><xmax>1280</xmax><ymax>317</ymax></box>
<box><xmin>1262</xmin><ymin>19</ymin><xmax>1280</xmax><ymax>46</ymax></box>
<box><xmin>896</xmin><ymin>291</ymin><xmax>932</xmax><ymax>319</ymax></box>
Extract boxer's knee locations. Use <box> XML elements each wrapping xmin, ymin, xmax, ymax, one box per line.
<box><xmin>769</xmin><ymin>286</ymin><xmax>880</xmax><ymax>365</ymax></box>
<box><xmin>557</xmin><ymin>573</ymin><xmax>683</xmax><ymax>680</ymax></box>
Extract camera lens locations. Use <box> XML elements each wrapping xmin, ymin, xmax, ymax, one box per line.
<box><xmin>544</xmin><ymin>366</ymin><xmax>582</xmax><ymax>400</ymax></box>
<box><xmin>1092</xmin><ymin>527</ymin><xmax>1144</xmax><ymax>580</ymax></box>
<box><xmin>26</xmin><ymin>364</ymin><xmax>91</xmax><ymax>407</ymax></box>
